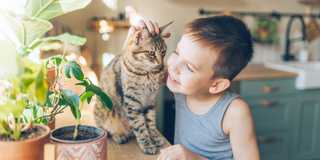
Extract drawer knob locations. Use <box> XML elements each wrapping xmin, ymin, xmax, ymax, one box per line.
<box><xmin>261</xmin><ymin>86</ymin><xmax>279</xmax><ymax>93</ymax></box>
<box><xmin>260</xmin><ymin>100</ymin><xmax>277</xmax><ymax>108</ymax></box>
<box><xmin>257</xmin><ymin>136</ymin><xmax>275</xmax><ymax>144</ymax></box>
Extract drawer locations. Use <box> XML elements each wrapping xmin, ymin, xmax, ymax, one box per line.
<box><xmin>246</xmin><ymin>97</ymin><xmax>292</xmax><ymax>131</ymax></box>
<box><xmin>257</xmin><ymin>131</ymin><xmax>289</xmax><ymax>160</ymax></box>
<box><xmin>239</xmin><ymin>78</ymin><xmax>296</xmax><ymax>97</ymax></box>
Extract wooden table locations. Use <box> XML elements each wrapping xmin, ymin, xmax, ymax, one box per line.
<box><xmin>45</xmin><ymin>106</ymin><xmax>170</xmax><ymax>160</ymax></box>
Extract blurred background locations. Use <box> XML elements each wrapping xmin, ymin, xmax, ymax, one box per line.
<box><xmin>2</xmin><ymin>1</ymin><xmax>320</xmax><ymax>160</ymax></box>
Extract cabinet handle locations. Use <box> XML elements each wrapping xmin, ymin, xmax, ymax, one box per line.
<box><xmin>260</xmin><ymin>100</ymin><xmax>277</xmax><ymax>108</ymax></box>
<box><xmin>261</xmin><ymin>86</ymin><xmax>279</xmax><ymax>94</ymax></box>
<box><xmin>257</xmin><ymin>136</ymin><xmax>276</xmax><ymax>144</ymax></box>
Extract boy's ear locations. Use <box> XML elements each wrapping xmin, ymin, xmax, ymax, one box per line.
<box><xmin>209</xmin><ymin>78</ymin><xmax>231</xmax><ymax>94</ymax></box>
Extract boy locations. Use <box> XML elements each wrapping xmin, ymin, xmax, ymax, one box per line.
<box><xmin>134</xmin><ymin>16</ymin><xmax>260</xmax><ymax>160</ymax></box>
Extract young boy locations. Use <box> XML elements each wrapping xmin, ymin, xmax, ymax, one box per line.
<box><xmin>135</xmin><ymin>16</ymin><xmax>260</xmax><ymax>160</ymax></box>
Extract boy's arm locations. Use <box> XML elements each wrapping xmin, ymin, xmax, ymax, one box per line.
<box><xmin>157</xmin><ymin>144</ymin><xmax>208</xmax><ymax>160</ymax></box>
<box><xmin>223</xmin><ymin>99</ymin><xmax>260</xmax><ymax>160</ymax></box>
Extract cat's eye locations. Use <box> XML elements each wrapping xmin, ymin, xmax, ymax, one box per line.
<box><xmin>149</xmin><ymin>51</ymin><xmax>155</xmax><ymax>56</ymax></box>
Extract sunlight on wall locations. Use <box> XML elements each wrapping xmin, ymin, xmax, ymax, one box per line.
<box><xmin>0</xmin><ymin>1</ymin><xmax>26</xmax><ymax>15</ymax></box>
<box><xmin>102</xmin><ymin>0</ymin><xmax>118</xmax><ymax>10</ymax></box>
<box><xmin>0</xmin><ymin>1</ymin><xmax>26</xmax><ymax>78</ymax></box>
<box><xmin>0</xmin><ymin>40</ymin><xmax>18</xmax><ymax>79</ymax></box>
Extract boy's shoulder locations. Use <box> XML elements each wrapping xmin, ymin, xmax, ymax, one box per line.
<box><xmin>223</xmin><ymin>97</ymin><xmax>253</xmax><ymax>135</ymax></box>
<box><xmin>228</xmin><ymin>98</ymin><xmax>251</xmax><ymax>117</ymax></box>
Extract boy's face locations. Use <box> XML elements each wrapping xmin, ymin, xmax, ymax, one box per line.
<box><xmin>166</xmin><ymin>34</ymin><xmax>219</xmax><ymax>95</ymax></box>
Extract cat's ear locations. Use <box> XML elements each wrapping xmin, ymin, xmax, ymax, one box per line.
<box><xmin>160</xmin><ymin>21</ymin><xmax>173</xmax><ymax>39</ymax></box>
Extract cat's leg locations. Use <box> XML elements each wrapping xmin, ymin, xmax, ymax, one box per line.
<box><xmin>146</xmin><ymin>108</ymin><xmax>164</xmax><ymax>147</ymax></box>
<box><xmin>124</xmin><ymin>96</ymin><xmax>158</xmax><ymax>154</ymax></box>
<box><xmin>94</xmin><ymin>104</ymin><xmax>132</xmax><ymax>144</ymax></box>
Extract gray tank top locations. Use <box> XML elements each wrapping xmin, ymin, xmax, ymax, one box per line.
<box><xmin>174</xmin><ymin>91</ymin><xmax>239</xmax><ymax>160</ymax></box>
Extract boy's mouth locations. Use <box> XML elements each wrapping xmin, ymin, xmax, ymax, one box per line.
<box><xmin>167</xmin><ymin>72</ymin><xmax>180</xmax><ymax>84</ymax></box>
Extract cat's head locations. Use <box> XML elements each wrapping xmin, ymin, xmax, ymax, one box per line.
<box><xmin>125</xmin><ymin>22</ymin><xmax>172</xmax><ymax>70</ymax></box>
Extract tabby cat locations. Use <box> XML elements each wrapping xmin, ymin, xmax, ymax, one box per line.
<box><xmin>94</xmin><ymin>22</ymin><xmax>172</xmax><ymax>154</ymax></box>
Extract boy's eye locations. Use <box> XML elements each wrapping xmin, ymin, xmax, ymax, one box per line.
<box><xmin>173</xmin><ymin>51</ymin><xmax>179</xmax><ymax>55</ymax></box>
<box><xmin>186</xmin><ymin>64</ymin><xmax>194</xmax><ymax>72</ymax></box>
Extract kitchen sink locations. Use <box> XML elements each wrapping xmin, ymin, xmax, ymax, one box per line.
<box><xmin>265</xmin><ymin>61</ymin><xmax>320</xmax><ymax>90</ymax></box>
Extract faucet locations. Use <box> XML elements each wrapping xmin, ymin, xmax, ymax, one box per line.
<box><xmin>282</xmin><ymin>15</ymin><xmax>307</xmax><ymax>61</ymax></box>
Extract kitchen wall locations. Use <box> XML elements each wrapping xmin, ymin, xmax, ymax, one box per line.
<box><xmin>55</xmin><ymin>0</ymin><xmax>320</xmax><ymax>67</ymax></box>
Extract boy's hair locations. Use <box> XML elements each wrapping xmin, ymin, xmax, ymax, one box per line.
<box><xmin>184</xmin><ymin>16</ymin><xmax>253</xmax><ymax>80</ymax></box>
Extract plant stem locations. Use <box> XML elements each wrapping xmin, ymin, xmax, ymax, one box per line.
<box><xmin>72</xmin><ymin>120</ymin><xmax>80</xmax><ymax>140</ymax></box>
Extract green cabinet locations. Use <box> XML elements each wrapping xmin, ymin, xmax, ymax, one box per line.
<box><xmin>289</xmin><ymin>91</ymin><xmax>320</xmax><ymax>160</ymax></box>
<box><xmin>234</xmin><ymin>79</ymin><xmax>320</xmax><ymax>160</ymax></box>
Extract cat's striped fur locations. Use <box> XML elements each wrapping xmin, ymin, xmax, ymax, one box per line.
<box><xmin>94</xmin><ymin>22</ymin><xmax>172</xmax><ymax>154</ymax></box>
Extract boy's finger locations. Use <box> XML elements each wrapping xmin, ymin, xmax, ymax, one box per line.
<box><xmin>128</xmin><ymin>27</ymin><xmax>136</xmax><ymax>35</ymax></box>
<box><xmin>145</xmin><ymin>20</ymin><xmax>155</xmax><ymax>35</ymax></box>
<box><xmin>136</xmin><ymin>20</ymin><xmax>146</xmax><ymax>29</ymax></box>
<box><xmin>155</xmin><ymin>22</ymin><xmax>160</xmax><ymax>34</ymax></box>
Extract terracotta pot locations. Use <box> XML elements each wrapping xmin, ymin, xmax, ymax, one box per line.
<box><xmin>50</xmin><ymin>125</ymin><xmax>107</xmax><ymax>160</ymax></box>
<box><xmin>0</xmin><ymin>125</ymin><xmax>50</xmax><ymax>160</ymax></box>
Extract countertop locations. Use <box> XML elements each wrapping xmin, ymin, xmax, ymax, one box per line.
<box><xmin>234</xmin><ymin>63</ymin><xmax>297</xmax><ymax>81</ymax></box>
<box><xmin>45</xmin><ymin>106</ymin><xmax>170</xmax><ymax>160</ymax></box>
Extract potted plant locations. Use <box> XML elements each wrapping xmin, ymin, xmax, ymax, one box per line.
<box><xmin>0</xmin><ymin>79</ymin><xmax>51</xmax><ymax>160</ymax></box>
<box><xmin>0</xmin><ymin>0</ymin><xmax>113</xmax><ymax>159</ymax></box>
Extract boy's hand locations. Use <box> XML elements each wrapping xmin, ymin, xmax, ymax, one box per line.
<box><xmin>125</xmin><ymin>6</ymin><xmax>171</xmax><ymax>37</ymax></box>
<box><xmin>157</xmin><ymin>144</ymin><xmax>208</xmax><ymax>160</ymax></box>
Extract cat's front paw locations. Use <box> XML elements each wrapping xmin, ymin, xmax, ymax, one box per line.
<box><xmin>137</xmin><ymin>137</ymin><xmax>159</xmax><ymax>154</ymax></box>
<box><xmin>112</xmin><ymin>133</ymin><xmax>131</xmax><ymax>144</ymax></box>
<box><xmin>150</xmin><ymin>129</ymin><xmax>164</xmax><ymax>147</ymax></box>
<box><xmin>140</xmin><ymin>144</ymin><xmax>158</xmax><ymax>155</ymax></box>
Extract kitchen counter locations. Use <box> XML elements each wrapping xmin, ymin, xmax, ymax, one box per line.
<box><xmin>234</xmin><ymin>63</ymin><xmax>297</xmax><ymax>81</ymax></box>
<box><xmin>45</xmin><ymin>107</ymin><xmax>170</xmax><ymax>160</ymax></box>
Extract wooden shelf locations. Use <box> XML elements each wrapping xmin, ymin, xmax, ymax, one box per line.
<box><xmin>299</xmin><ymin>0</ymin><xmax>320</xmax><ymax>6</ymax></box>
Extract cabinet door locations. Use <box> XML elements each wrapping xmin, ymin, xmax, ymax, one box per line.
<box><xmin>256</xmin><ymin>130</ymin><xmax>289</xmax><ymax>160</ymax></box>
<box><xmin>245</xmin><ymin>97</ymin><xmax>293</xmax><ymax>160</ymax></box>
<box><xmin>290</xmin><ymin>96</ymin><xmax>320</xmax><ymax>160</ymax></box>
<box><xmin>246</xmin><ymin>96</ymin><xmax>293</xmax><ymax>132</ymax></box>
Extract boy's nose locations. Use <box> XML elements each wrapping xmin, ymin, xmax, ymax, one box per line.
<box><xmin>171</xmin><ymin>62</ymin><xmax>181</xmax><ymax>75</ymax></box>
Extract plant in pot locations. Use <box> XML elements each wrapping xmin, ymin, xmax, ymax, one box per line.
<box><xmin>0</xmin><ymin>78</ymin><xmax>51</xmax><ymax>160</ymax></box>
<box><xmin>0</xmin><ymin>0</ymin><xmax>113</xmax><ymax>159</ymax></box>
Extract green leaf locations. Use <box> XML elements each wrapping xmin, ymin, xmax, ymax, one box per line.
<box><xmin>0</xmin><ymin>121</ymin><xmax>10</xmax><ymax>136</ymax></box>
<box><xmin>86</xmin><ymin>84</ymin><xmax>113</xmax><ymax>110</ymax></box>
<box><xmin>80</xmin><ymin>91</ymin><xmax>94</xmax><ymax>103</ymax></box>
<box><xmin>64</xmin><ymin>61</ymin><xmax>84</xmax><ymax>80</ymax></box>
<box><xmin>64</xmin><ymin>62</ymin><xmax>72</xmax><ymax>78</ymax></box>
<box><xmin>70</xmin><ymin>61</ymin><xmax>84</xmax><ymax>80</ymax></box>
<box><xmin>26</xmin><ymin>0</ymin><xmax>92</xmax><ymax>20</ymax></box>
<box><xmin>0</xmin><ymin>101</ymin><xmax>25</xmax><ymax>119</ymax></box>
<box><xmin>43</xmin><ymin>33</ymin><xmax>87</xmax><ymax>46</ymax></box>
<box><xmin>35</xmin><ymin>66</ymin><xmax>49</xmax><ymax>104</ymax></box>
<box><xmin>61</xmin><ymin>89</ymin><xmax>81</xmax><ymax>120</ymax></box>
<box><xmin>49</xmin><ymin>55</ymin><xmax>63</xmax><ymax>66</ymax></box>
<box><xmin>21</xmin><ymin>17</ymin><xmax>53</xmax><ymax>48</ymax></box>
<box><xmin>0</xmin><ymin>11</ymin><xmax>52</xmax><ymax>55</ymax></box>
